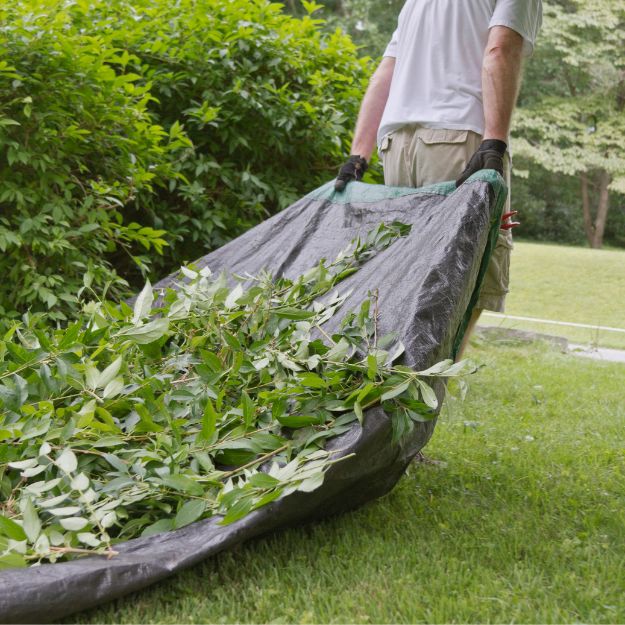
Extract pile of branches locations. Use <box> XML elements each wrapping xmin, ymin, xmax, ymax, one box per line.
<box><xmin>0</xmin><ymin>223</ymin><xmax>471</xmax><ymax>567</ymax></box>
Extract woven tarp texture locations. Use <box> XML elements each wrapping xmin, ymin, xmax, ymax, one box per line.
<box><xmin>0</xmin><ymin>170</ymin><xmax>506</xmax><ymax>623</ymax></box>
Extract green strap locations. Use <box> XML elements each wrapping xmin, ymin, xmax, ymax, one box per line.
<box><xmin>451</xmin><ymin>172</ymin><xmax>509</xmax><ymax>358</ymax></box>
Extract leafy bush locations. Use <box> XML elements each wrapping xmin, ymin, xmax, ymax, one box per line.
<box><xmin>0</xmin><ymin>0</ymin><xmax>369</xmax><ymax>320</ymax></box>
<box><xmin>0</xmin><ymin>4</ymin><xmax>182</xmax><ymax>320</ymax></box>
<box><xmin>104</xmin><ymin>0</ymin><xmax>370</xmax><ymax>268</ymax></box>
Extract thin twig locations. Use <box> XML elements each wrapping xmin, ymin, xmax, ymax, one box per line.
<box><xmin>314</xmin><ymin>324</ymin><xmax>337</xmax><ymax>345</ymax></box>
<box><xmin>48</xmin><ymin>546</ymin><xmax>119</xmax><ymax>559</ymax></box>
<box><xmin>220</xmin><ymin>444</ymin><xmax>289</xmax><ymax>479</ymax></box>
<box><xmin>372</xmin><ymin>288</ymin><xmax>379</xmax><ymax>348</ymax></box>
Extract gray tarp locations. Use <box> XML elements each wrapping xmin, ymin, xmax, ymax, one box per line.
<box><xmin>0</xmin><ymin>171</ymin><xmax>506</xmax><ymax>623</ymax></box>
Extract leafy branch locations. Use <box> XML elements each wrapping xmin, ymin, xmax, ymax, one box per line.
<box><xmin>0</xmin><ymin>222</ymin><xmax>474</xmax><ymax>568</ymax></box>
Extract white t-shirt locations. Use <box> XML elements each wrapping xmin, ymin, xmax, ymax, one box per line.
<box><xmin>377</xmin><ymin>0</ymin><xmax>542</xmax><ymax>146</ymax></box>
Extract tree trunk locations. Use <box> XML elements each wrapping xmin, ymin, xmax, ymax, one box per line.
<box><xmin>580</xmin><ymin>169</ymin><xmax>611</xmax><ymax>249</ymax></box>
<box><xmin>581</xmin><ymin>172</ymin><xmax>593</xmax><ymax>244</ymax></box>
<box><xmin>592</xmin><ymin>170</ymin><xmax>611</xmax><ymax>249</ymax></box>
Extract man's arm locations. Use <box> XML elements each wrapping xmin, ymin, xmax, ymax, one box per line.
<box><xmin>350</xmin><ymin>56</ymin><xmax>396</xmax><ymax>161</ymax></box>
<box><xmin>482</xmin><ymin>25</ymin><xmax>524</xmax><ymax>141</ymax></box>
<box><xmin>456</xmin><ymin>25</ymin><xmax>524</xmax><ymax>188</ymax></box>
<box><xmin>334</xmin><ymin>57</ymin><xmax>395</xmax><ymax>191</ymax></box>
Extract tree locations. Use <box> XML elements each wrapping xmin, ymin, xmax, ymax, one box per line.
<box><xmin>513</xmin><ymin>0</ymin><xmax>625</xmax><ymax>248</ymax></box>
<box><xmin>281</xmin><ymin>0</ymin><xmax>405</xmax><ymax>58</ymax></box>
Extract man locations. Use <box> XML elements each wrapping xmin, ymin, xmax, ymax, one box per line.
<box><xmin>335</xmin><ymin>0</ymin><xmax>542</xmax><ymax>358</ymax></box>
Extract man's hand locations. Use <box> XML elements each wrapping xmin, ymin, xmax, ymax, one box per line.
<box><xmin>455</xmin><ymin>139</ymin><xmax>507</xmax><ymax>188</ymax></box>
<box><xmin>334</xmin><ymin>155</ymin><xmax>368</xmax><ymax>192</ymax></box>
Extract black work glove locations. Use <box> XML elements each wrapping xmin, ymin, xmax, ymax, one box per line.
<box><xmin>455</xmin><ymin>139</ymin><xmax>507</xmax><ymax>188</ymax></box>
<box><xmin>334</xmin><ymin>155</ymin><xmax>368</xmax><ymax>192</ymax></box>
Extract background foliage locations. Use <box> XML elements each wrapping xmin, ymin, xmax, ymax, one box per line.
<box><xmin>0</xmin><ymin>0</ymin><xmax>369</xmax><ymax>319</ymax></box>
<box><xmin>513</xmin><ymin>0</ymin><xmax>625</xmax><ymax>249</ymax></box>
<box><xmin>284</xmin><ymin>0</ymin><xmax>625</xmax><ymax>249</ymax></box>
<box><xmin>1</xmin><ymin>0</ymin><xmax>624</xmax><ymax>319</ymax></box>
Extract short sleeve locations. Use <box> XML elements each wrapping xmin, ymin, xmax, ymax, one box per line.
<box><xmin>489</xmin><ymin>0</ymin><xmax>543</xmax><ymax>56</ymax></box>
<box><xmin>383</xmin><ymin>28</ymin><xmax>399</xmax><ymax>58</ymax></box>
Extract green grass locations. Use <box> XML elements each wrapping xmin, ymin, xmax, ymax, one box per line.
<box><xmin>68</xmin><ymin>338</ymin><xmax>625</xmax><ymax>624</ymax></box>
<box><xmin>480</xmin><ymin>241</ymin><xmax>625</xmax><ymax>349</ymax></box>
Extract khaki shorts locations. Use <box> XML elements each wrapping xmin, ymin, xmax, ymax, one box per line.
<box><xmin>379</xmin><ymin>124</ymin><xmax>512</xmax><ymax>312</ymax></box>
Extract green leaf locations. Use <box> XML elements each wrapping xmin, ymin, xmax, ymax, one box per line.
<box><xmin>277</xmin><ymin>414</ymin><xmax>323</xmax><ymax>428</ymax></box>
<box><xmin>326</xmin><ymin>338</ymin><xmax>351</xmax><ymax>361</ymax></box>
<box><xmin>198</xmin><ymin>399</ymin><xmax>218</xmax><ymax>441</ymax></box>
<box><xmin>224</xmin><ymin>283</ymin><xmax>244</xmax><ymax>309</ymax></box>
<box><xmin>241</xmin><ymin>391</ymin><xmax>255</xmax><ymax>429</ymax></box>
<box><xmin>85</xmin><ymin>365</ymin><xmax>100</xmax><ymax>390</ymax></box>
<box><xmin>357</xmin><ymin>382</ymin><xmax>375</xmax><ymax>404</ymax></box>
<box><xmin>134</xmin><ymin>404</ymin><xmax>163</xmax><ymax>433</ymax></box>
<box><xmin>194</xmin><ymin>452</ymin><xmax>214</xmax><ymax>473</ymax></box>
<box><xmin>92</xmin><ymin>436</ymin><xmax>126</xmax><ymax>448</ymax></box>
<box><xmin>39</xmin><ymin>494</ymin><xmax>70</xmax><ymax>508</ymax></box>
<box><xmin>417</xmin><ymin>379</ymin><xmax>438</xmax><ymax>409</ymax></box>
<box><xmin>248</xmin><ymin>473</ymin><xmax>280</xmax><ymax>489</ymax></box>
<box><xmin>70</xmin><ymin>473</ymin><xmax>90</xmax><ymax>491</ymax></box>
<box><xmin>420</xmin><ymin>359</ymin><xmax>453</xmax><ymax>376</ymax></box>
<box><xmin>201</xmin><ymin>350</ymin><xmax>223</xmax><ymax>372</ymax></box>
<box><xmin>174</xmin><ymin>500</ymin><xmax>206</xmax><ymax>529</ymax></box>
<box><xmin>0</xmin><ymin>514</ymin><xmax>27</xmax><ymax>541</ymax></box>
<box><xmin>220</xmin><ymin>496</ymin><xmax>254</xmax><ymax>525</ymax></box>
<box><xmin>22</xmin><ymin>498</ymin><xmax>41</xmax><ymax>542</ymax></box>
<box><xmin>60</xmin><ymin>517</ymin><xmax>89</xmax><ymax>531</ymax></box>
<box><xmin>380</xmin><ymin>380</ymin><xmax>410</xmax><ymax>402</ymax></box>
<box><xmin>133</xmin><ymin>279</ymin><xmax>154</xmax><ymax>324</ymax></box>
<box><xmin>251</xmin><ymin>488</ymin><xmax>283</xmax><ymax>509</ymax></box>
<box><xmin>117</xmin><ymin>318</ymin><xmax>169</xmax><ymax>344</ymax></box>
<box><xmin>274</xmin><ymin>307</ymin><xmax>315</xmax><ymax>320</ymax></box>
<box><xmin>8</xmin><ymin>459</ymin><xmax>38</xmax><ymax>470</ymax></box>
<box><xmin>56</xmin><ymin>448</ymin><xmax>78</xmax><ymax>473</ymax></box>
<box><xmin>297</xmin><ymin>471</ymin><xmax>325</xmax><ymax>493</ymax></box>
<box><xmin>323</xmin><ymin>399</ymin><xmax>350</xmax><ymax>411</ymax></box>
<box><xmin>142</xmin><ymin>518</ymin><xmax>175</xmax><ymax>537</ymax></box>
<box><xmin>103</xmin><ymin>453</ymin><xmax>128</xmax><ymax>473</ymax></box>
<box><xmin>102</xmin><ymin>378</ymin><xmax>124</xmax><ymax>399</ymax></box>
<box><xmin>77</xmin><ymin>532</ymin><xmax>101</xmax><ymax>547</ymax></box>
<box><xmin>298</xmin><ymin>372</ymin><xmax>327</xmax><ymax>388</ymax></box>
<box><xmin>407</xmin><ymin>409</ymin><xmax>435</xmax><ymax>423</ymax></box>
<box><xmin>354</xmin><ymin>401</ymin><xmax>364</xmax><ymax>424</ymax></box>
<box><xmin>366</xmin><ymin>353</ymin><xmax>378</xmax><ymax>379</ymax></box>
<box><xmin>48</xmin><ymin>506</ymin><xmax>83</xmax><ymax>517</ymax></box>
<box><xmin>0</xmin><ymin>553</ymin><xmax>27</xmax><ymax>570</ymax></box>
<box><xmin>160</xmin><ymin>474</ymin><xmax>204</xmax><ymax>496</ymax></box>
<box><xmin>97</xmin><ymin>356</ymin><xmax>123</xmax><ymax>389</ymax></box>
<box><xmin>222</xmin><ymin>330</ymin><xmax>241</xmax><ymax>350</ymax></box>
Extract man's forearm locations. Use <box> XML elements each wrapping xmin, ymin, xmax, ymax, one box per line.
<box><xmin>482</xmin><ymin>26</ymin><xmax>524</xmax><ymax>142</ymax></box>
<box><xmin>350</xmin><ymin>56</ymin><xmax>396</xmax><ymax>161</ymax></box>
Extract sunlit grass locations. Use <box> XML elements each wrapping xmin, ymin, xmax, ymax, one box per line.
<box><xmin>480</xmin><ymin>241</ymin><xmax>625</xmax><ymax>349</ymax></box>
<box><xmin>69</xmin><ymin>339</ymin><xmax>625</xmax><ymax>624</ymax></box>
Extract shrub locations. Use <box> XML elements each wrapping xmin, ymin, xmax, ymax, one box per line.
<box><xmin>0</xmin><ymin>0</ymin><xmax>369</xmax><ymax>320</ymax></box>
<box><xmin>102</xmin><ymin>0</ymin><xmax>370</xmax><ymax>269</ymax></box>
<box><xmin>0</xmin><ymin>3</ymin><xmax>183</xmax><ymax>320</ymax></box>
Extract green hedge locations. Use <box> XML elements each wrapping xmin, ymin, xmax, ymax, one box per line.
<box><xmin>0</xmin><ymin>0</ymin><xmax>369</xmax><ymax>320</ymax></box>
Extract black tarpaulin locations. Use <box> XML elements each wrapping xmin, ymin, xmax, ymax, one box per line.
<box><xmin>0</xmin><ymin>170</ymin><xmax>506</xmax><ymax>623</ymax></box>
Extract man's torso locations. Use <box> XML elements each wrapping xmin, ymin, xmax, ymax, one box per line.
<box><xmin>377</xmin><ymin>0</ymin><xmax>540</xmax><ymax>146</ymax></box>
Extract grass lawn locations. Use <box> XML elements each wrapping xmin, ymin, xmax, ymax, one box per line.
<box><xmin>68</xmin><ymin>338</ymin><xmax>625</xmax><ymax>624</ymax></box>
<box><xmin>479</xmin><ymin>241</ymin><xmax>625</xmax><ymax>349</ymax></box>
